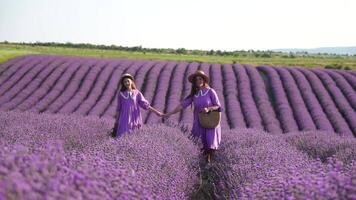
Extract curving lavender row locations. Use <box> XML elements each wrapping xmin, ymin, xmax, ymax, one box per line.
<box><xmin>298</xmin><ymin>68</ymin><xmax>353</xmax><ymax>137</ymax></box>
<box><xmin>146</xmin><ymin>61</ymin><xmax>176</xmax><ymax>124</ymax></box>
<box><xmin>234</xmin><ymin>64</ymin><xmax>263</xmax><ymax>130</ymax></box>
<box><xmin>0</xmin><ymin>54</ymin><xmax>355</xmax><ymax>136</ymax></box>
<box><xmin>165</xmin><ymin>62</ymin><xmax>188</xmax><ymax>123</ymax></box>
<box><xmin>0</xmin><ymin>110</ymin><xmax>200</xmax><ymax>199</ymax></box>
<box><xmin>221</xmin><ymin>64</ymin><xmax>246</xmax><ymax>128</ymax></box>
<box><xmin>274</xmin><ymin>66</ymin><xmax>316</xmax><ymax>131</ymax></box>
<box><xmin>257</xmin><ymin>66</ymin><xmax>299</xmax><ymax>133</ymax></box>
<box><xmin>287</xmin><ymin>67</ymin><xmax>334</xmax><ymax>131</ymax></box>
<box><xmin>245</xmin><ymin>65</ymin><xmax>282</xmax><ymax>134</ymax></box>
<box><xmin>311</xmin><ymin>68</ymin><xmax>356</xmax><ymax>134</ymax></box>
<box><xmin>325</xmin><ymin>70</ymin><xmax>356</xmax><ymax>110</ymax></box>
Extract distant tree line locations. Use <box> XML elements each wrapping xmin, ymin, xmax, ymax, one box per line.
<box><xmin>0</xmin><ymin>41</ymin><xmax>289</xmax><ymax>58</ymax></box>
<box><xmin>1</xmin><ymin>41</ymin><xmax>355</xmax><ymax>63</ymax></box>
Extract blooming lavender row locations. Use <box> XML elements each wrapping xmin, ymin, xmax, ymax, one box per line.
<box><xmin>140</xmin><ymin>61</ymin><xmax>167</xmax><ymax>122</ymax></box>
<box><xmin>0</xmin><ymin>55</ymin><xmax>39</xmax><ymax>86</ymax></box>
<box><xmin>73</xmin><ymin>60</ymin><xmax>119</xmax><ymax>115</ymax></box>
<box><xmin>207</xmin><ymin>128</ymin><xmax>356</xmax><ymax>199</ymax></box>
<box><xmin>298</xmin><ymin>68</ymin><xmax>353</xmax><ymax>137</ymax></box>
<box><xmin>234</xmin><ymin>64</ymin><xmax>263</xmax><ymax>130</ymax></box>
<box><xmin>274</xmin><ymin>66</ymin><xmax>316</xmax><ymax>131</ymax></box>
<box><xmin>146</xmin><ymin>61</ymin><xmax>176</xmax><ymax>124</ymax></box>
<box><xmin>85</xmin><ymin>60</ymin><xmax>123</xmax><ymax>116</ymax></box>
<box><xmin>0</xmin><ymin>110</ymin><xmax>200</xmax><ymax>199</ymax></box>
<box><xmin>285</xmin><ymin>131</ymin><xmax>356</xmax><ymax>164</ymax></box>
<box><xmin>58</xmin><ymin>60</ymin><xmax>109</xmax><ymax>114</ymax></box>
<box><xmin>325</xmin><ymin>69</ymin><xmax>356</xmax><ymax>110</ymax></box>
<box><xmin>0</xmin><ymin>55</ymin><xmax>29</xmax><ymax>76</ymax></box>
<box><xmin>221</xmin><ymin>64</ymin><xmax>246</xmax><ymax>128</ymax></box>
<box><xmin>244</xmin><ymin>65</ymin><xmax>282</xmax><ymax>134</ymax></box>
<box><xmin>0</xmin><ymin>55</ymin><xmax>52</xmax><ymax>98</ymax></box>
<box><xmin>311</xmin><ymin>68</ymin><xmax>356</xmax><ymax>135</ymax></box>
<box><xmin>165</xmin><ymin>62</ymin><xmax>188</xmax><ymax>123</ymax></box>
<box><xmin>0</xmin><ymin>57</ymin><xmax>67</xmax><ymax>110</ymax></box>
<box><xmin>38</xmin><ymin>59</ymin><xmax>97</xmax><ymax>114</ymax></box>
<box><xmin>334</xmin><ymin>69</ymin><xmax>356</xmax><ymax>90</ymax></box>
<box><xmin>287</xmin><ymin>67</ymin><xmax>334</xmax><ymax>131</ymax></box>
<box><xmin>257</xmin><ymin>66</ymin><xmax>299</xmax><ymax>133</ymax></box>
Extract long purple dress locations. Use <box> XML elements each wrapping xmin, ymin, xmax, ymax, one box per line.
<box><xmin>180</xmin><ymin>87</ymin><xmax>222</xmax><ymax>150</ymax></box>
<box><xmin>116</xmin><ymin>89</ymin><xmax>150</xmax><ymax>137</ymax></box>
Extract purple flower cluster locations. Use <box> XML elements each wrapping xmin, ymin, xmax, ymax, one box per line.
<box><xmin>206</xmin><ymin>128</ymin><xmax>356</xmax><ymax>199</ymax></box>
<box><xmin>0</xmin><ymin>110</ymin><xmax>199</xmax><ymax>199</ymax></box>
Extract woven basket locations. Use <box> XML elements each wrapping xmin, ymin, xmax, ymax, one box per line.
<box><xmin>198</xmin><ymin>110</ymin><xmax>221</xmax><ymax>128</ymax></box>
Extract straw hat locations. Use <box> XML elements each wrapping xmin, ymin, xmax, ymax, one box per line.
<box><xmin>120</xmin><ymin>73</ymin><xmax>134</xmax><ymax>82</ymax></box>
<box><xmin>188</xmin><ymin>70</ymin><xmax>210</xmax><ymax>83</ymax></box>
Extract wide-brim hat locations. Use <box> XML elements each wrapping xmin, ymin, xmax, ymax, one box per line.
<box><xmin>188</xmin><ymin>70</ymin><xmax>210</xmax><ymax>83</ymax></box>
<box><xmin>120</xmin><ymin>73</ymin><xmax>134</xmax><ymax>82</ymax></box>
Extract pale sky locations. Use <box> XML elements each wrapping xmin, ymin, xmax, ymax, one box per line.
<box><xmin>0</xmin><ymin>0</ymin><xmax>355</xmax><ymax>51</ymax></box>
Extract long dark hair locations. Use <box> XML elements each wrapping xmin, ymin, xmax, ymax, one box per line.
<box><xmin>119</xmin><ymin>77</ymin><xmax>137</xmax><ymax>92</ymax></box>
<box><xmin>185</xmin><ymin>75</ymin><xmax>209</xmax><ymax>108</ymax></box>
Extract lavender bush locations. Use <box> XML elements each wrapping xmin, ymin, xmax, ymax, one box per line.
<box><xmin>0</xmin><ymin>110</ymin><xmax>200</xmax><ymax>199</ymax></box>
<box><xmin>204</xmin><ymin>128</ymin><xmax>356</xmax><ymax>199</ymax></box>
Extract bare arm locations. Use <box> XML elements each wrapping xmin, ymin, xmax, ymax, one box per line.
<box><xmin>201</xmin><ymin>105</ymin><xmax>220</xmax><ymax>113</ymax></box>
<box><xmin>148</xmin><ymin>106</ymin><xmax>163</xmax><ymax>117</ymax></box>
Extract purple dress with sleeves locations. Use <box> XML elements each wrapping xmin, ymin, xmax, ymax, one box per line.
<box><xmin>180</xmin><ymin>87</ymin><xmax>222</xmax><ymax>150</ymax></box>
<box><xmin>116</xmin><ymin>89</ymin><xmax>150</xmax><ymax>137</ymax></box>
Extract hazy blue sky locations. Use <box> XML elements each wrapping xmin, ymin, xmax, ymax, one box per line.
<box><xmin>1</xmin><ymin>0</ymin><xmax>355</xmax><ymax>51</ymax></box>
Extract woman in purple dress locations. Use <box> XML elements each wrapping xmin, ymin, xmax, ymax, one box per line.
<box><xmin>113</xmin><ymin>73</ymin><xmax>163</xmax><ymax>137</ymax></box>
<box><xmin>164</xmin><ymin>70</ymin><xmax>222</xmax><ymax>163</ymax></box>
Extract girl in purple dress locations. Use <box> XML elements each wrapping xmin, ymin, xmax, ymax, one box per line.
<box><xmin>113</xmin><ymin>73</ymin><xmax>163</xmax><ymax>137</ymax></box>
<box><xmin>164</xmin><ymin>70</ymin><xmax>222</xmax><ymax>163</ymax></box>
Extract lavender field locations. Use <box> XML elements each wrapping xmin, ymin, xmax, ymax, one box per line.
<box><xmin>0</xmin><ymin>54</ymin><xmax>355</xmax><ymax>136</ymax></box>
<box><xmin>0</xmin><ymin>54</ymin><xmax>356</xmax><ymax>199</ymax></box>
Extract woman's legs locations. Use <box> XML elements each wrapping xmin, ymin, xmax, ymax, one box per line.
<box><xmin>206</xmin><ymin>149</ymin><xmax>216</xmax><ymax>163</ymax></box>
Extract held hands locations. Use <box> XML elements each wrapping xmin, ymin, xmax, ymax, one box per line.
<box><xmin>155</xmin><ymin>111</ymin><xmax>164</xmax><ymax>117</ymax></box>
<box><xmin>202</xmin><ymin>107</ymin><xmax>210</xmax><ymax>113</ymax></box>
<box><xmin>162</xmin><ymin>113</ymin><xmax>171</xmax><ymax>118</ymax></box>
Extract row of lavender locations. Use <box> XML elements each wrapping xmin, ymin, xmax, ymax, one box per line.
<box><xmin>0</xmin><ymin>54</ymin><xmax>355</xmax><ymax>136</ymax></box>
<box><xmin>1</xmin><ymin>111</ymin><xmax>355</xmax><ymax>199</ymax></box>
